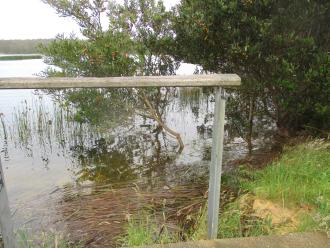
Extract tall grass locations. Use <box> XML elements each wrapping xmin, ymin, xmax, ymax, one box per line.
<box><xmin>248</xmin><ymin>140</ymin><xmax>330</xmax><ymax>209</ymax></box>
<box><xmin>118</xmin><ymin>212</ymin><xmax>176</xmax><ymax>247</ymax></box>
<box><xmin>217</xmin><ymin>196</ymin><xmax>272</xmax><ymax>238</ymax></box>
<box><xmin>246</xmin><ymin>139</ymin><xmax>330</xmax><ymax>232</ymax></box>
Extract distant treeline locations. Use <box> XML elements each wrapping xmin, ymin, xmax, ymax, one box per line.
<box><xmin>0</xmin><ymin>39</ymin><xmax>53</xmax><ymax>54</ymax></box>
<box><xmin>0</xmin><ymin>55</ymin><xmax>42</xmax><ymax>61</ymax></box>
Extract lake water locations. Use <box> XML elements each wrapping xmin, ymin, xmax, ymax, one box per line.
<box><xmin>0</xmin><ymin>58</ymin><xmax>249</xmax><ymax>246</ymax></box>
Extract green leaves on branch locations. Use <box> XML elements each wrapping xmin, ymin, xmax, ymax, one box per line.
<box><xmin>41</xmin><ymin>33</ymin><xmax>137</xmax><ymax>77</ymax></box>
<box><xmin>174</xmin><ymin>0</ymin><xmax>330</xmax><ymax>134</ymax></box>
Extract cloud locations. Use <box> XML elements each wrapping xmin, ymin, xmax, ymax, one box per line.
<box><xmin>0</xmin><ymin>0</ymin><xmax>180</xmax><ymax>40</ymax></box>
<box><xmin>0</xmin><ymin>0</ymin><xmax>80</xmax><ymax>39</ymax></box>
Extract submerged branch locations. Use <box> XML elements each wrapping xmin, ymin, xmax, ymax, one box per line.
<box><xmin>138</xmin><ymin>90</ymin><xmax>184</xmax><ymax>153</ymax></box>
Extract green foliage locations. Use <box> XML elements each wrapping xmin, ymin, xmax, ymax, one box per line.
<box><xmin>41</xmin><ymin>0</ymin><xmax>178</xmax><ymax>77</ymax></box>
<box><xmin>41</xmin><ymin>0</ymin><xmax>179</xmax><ymax>129</ymax></box>
<box><xmin>174</xmin><ymin>0</ymin><xmax>330</xmax><ymax>134</ymax></box>
<box><xmin>109</xmin><ymin>0</ymin><xmax>179</xmax><ymax>76</ymax></box>
<box><xmin>42</xmin><ymin>0</ymin><xmax>105</xmax><ymax>39</ymax></box>
<box><xmin>41</xmin><ymin>32</ymin><xmax>137</xmax><ymax>77</ymax></box>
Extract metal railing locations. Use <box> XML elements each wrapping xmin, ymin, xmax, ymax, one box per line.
<box><xmin>0</xmin><ymin>74</ymin><xmax>240</xmax><ymax>247</ymax></box>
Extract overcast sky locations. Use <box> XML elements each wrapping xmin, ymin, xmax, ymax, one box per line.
<box><xmin>0</xmin><ymin>0</ymin><xmax>180</xmax><ymax>40</ymax></box>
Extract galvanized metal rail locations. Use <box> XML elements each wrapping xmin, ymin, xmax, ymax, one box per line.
<box><xmin>0</xmin><ymin>74</ymin><xmax>240</xmax><ymax>89</ymax></box>
<box><xmin>0</xmin><ymin>74</ymin><xmax>240</xmax><ymax>247</ymax></box>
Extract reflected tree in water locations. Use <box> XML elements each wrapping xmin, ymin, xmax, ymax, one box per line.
<box><xmin>69</xmin><ymin>120</ymin><xmax>178</xmax><ymax>185</ymax></box>
<box><xmin>41</xmin><ymin>0</ymin><xmax>184</xmax><ymax>151</ymax></box>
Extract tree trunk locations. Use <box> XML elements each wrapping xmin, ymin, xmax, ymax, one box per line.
<box><xmin>138</xmin><ymin>90</ymin><xmax>184</xmax><ymax>153</ymax></box>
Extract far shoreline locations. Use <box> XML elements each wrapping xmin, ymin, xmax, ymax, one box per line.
<box><xmin>0</xmin><ymin>54</ymin><xmax>42</xmax><ymax>61</ymax></box>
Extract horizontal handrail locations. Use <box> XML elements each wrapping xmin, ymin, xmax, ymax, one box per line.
<box><xmin>0</xmin><ymin>74</ymin><xmax>240</xmax><ymax>89</ymax></box>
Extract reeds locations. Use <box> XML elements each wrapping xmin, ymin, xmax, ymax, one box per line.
<box><xmin>56</xmin><ymin>181</ymin><xmax>207</xmax><ymax>247</ymax></box>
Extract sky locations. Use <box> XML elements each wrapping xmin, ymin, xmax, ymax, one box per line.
<box><xmin>0</xmin><ymin>0</ymin><xmax>180</xmax><ymax>40</ymax></box>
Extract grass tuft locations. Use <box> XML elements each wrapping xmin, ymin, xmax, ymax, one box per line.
<box><xmin>246</xmin><ymin>139</ymin><xmax>330</xmax><ymax>232</ymax></box>
<box><xmin>250</xmin><ymin>140</ymin><xmax>330</xmax><ymax>206</ymax></box>
<box><xmin>118</xmin><ymin>212</ymin><xmax>175</xmax><ymax>247</ymax></box>
<box><xmin>218</xmin><ymin>196</ymin><xmax>272</xmax><ymax>238</ymax></box>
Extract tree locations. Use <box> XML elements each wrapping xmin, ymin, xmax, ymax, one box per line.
<box><xmin>108</xmin><ymin>0</ymin><xmax>184</xmax><ymax>150</ymax></box>
<box><xmin>42</xmin><ymin>0</ymin><xmax>106</xmax><ymax>40</ymax></box>
<box><xmin>108</xmin><ymin>0</ymin><xmax>179</xmax><ymax>76</ymax></box>
<box><xmin>41</xmin><ymin>0</ymin><xmax>184</xmax><ymax>151</ymax></box>
<box><xmin>174</xmin><ymin>0</ymin><xmax>330</xmax><ymax>145</ymax></box>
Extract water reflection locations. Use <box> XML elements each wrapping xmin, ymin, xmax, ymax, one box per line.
<box><xmin>72</xmin><ymin>137</ymin><xmax>137</xmax><ymax>184</ymax></box>
<box><xmin>0</xmin><ymin>84</ymin><xmax>253</xmax><ymax>243</ymax></box>
<box><xmin>1</xmin><ymin>87</ymin><xmax>221</xmax><ymax>181</ymax></box>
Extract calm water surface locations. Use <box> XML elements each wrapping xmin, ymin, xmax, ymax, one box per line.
<box><xmin>0</xmin><ymin>59</ymin><xmax>248</xmax><ymax>235</ymax></box>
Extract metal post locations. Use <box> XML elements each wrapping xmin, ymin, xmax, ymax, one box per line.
<box><xmin>208</xmin><ymin>87</ymin><xmax>226</xmax><ymax>239</ymax></box>
<box><xmin>0</xmin><ymin>158</ymin><xmax>17</xmax><ymax>248</ymax></box>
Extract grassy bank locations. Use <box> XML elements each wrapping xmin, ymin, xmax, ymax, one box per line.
<box><xmin>120</xmin><ymin>139</ymin><xmax>330</xmax><ymax>245</ymax></box>
<box><xmin>5</xmin><ymin>139</ymin><xmax>328</xmax><ymax>247</ymax></box>
<box><xmin>244</xmin><ymin>139</ymin><xmax>330</xmax><ymax>233</ymax></box>
<box><xmin>0</xmin><ymin>55</ymin><xmax>42</xmax><ymax>61</ymax></box>
<box><xmin>219</xmin><ymin>139</ymin><xmax>329</xmax><ymax>238</ymax></box>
